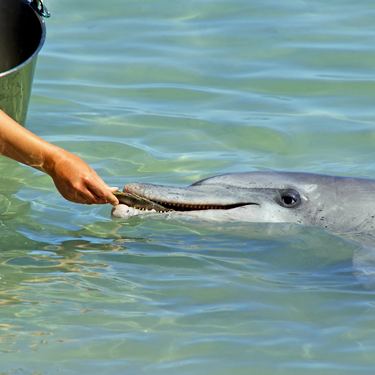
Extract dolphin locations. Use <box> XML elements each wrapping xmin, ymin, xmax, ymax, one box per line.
<box><xmin>112</xmin><ymin>171</ymin><xmax>375</xmax><ymax>236</ymax></box>
<box><xmin>112</xmin><ymin>170</ymin><xmax>375</xmax><ymax>287</ymax></box>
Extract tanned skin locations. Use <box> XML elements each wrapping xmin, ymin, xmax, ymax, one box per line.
<box><xmin>0</xmin><ymin>110</ymin><xmax>119</xmax><ymax>205</ymax></box>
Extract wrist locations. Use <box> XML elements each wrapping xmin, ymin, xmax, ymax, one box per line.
<box><xmin>41</xmin><ymin>144</ymin><xmax>68</xmax><ymax>176</ymax></box>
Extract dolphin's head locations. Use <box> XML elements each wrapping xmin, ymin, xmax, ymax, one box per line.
<box><xmin>113</xmin><ymin>171</ymin><xmax>371</xmax><ymax>232</ymax></box>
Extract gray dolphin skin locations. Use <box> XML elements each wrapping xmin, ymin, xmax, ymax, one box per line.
<box><xmin>112</xmin><ymin>171</ymin><xmax>375</xmax><ymax>235</ymax></box>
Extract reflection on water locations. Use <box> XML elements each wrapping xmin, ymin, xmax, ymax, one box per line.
<box><xmin>2</xmin><ymin>210</ymin><xmax>375</xmax><ymax>373</ymax></box>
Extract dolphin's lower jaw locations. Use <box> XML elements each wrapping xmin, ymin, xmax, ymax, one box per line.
<box><xmin>111</xmin><ymin>203</ymin><xmax>255</xmax><ymax>220</ymax></box>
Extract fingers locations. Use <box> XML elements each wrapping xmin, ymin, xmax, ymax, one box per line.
<box><xmin>48</xmin><ymin>151</ymin><xmax>120</xmax><ymax>205</ymax></box>
<box><xmin>78</xmin><ymin>189</ymin><xmax>97</xmax><ymax>205</ymax></box>
<box><xmin>85</xmin><ymin>178</ymin><xmax>120</xmax><ymax>206</ymax></box>
<box><xmin>59</xmin><ymin>186</ymin><xmax>96</xmax><ymax>205</ymax></box>
<box><xmin>55</xmin><ymin>177</ymin><xmax>119</xmax><ymax>205</ymax></box>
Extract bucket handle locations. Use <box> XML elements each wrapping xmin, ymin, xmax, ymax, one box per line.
<box><xmin>30</xmin><ymin>0</ymin><xmax>51</xmax><ymax>18</ymax></box>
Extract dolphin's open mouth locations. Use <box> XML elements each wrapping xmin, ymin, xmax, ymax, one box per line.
<box><xmin>114</xmin><ymin>185</ymin><xmax>258</xmax><ymax>213</ymax></box>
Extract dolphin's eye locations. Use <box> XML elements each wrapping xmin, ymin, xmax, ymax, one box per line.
<box><xmin>278</xmin><ymin>189</ymin><xmax>301</xmax><ymax>208</ymax></box>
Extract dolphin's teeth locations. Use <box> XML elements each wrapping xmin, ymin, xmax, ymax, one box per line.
<box><xmin>125</xmin><ymin>196</ymin><xmax>250</xmax><ymax>212</ymax></box>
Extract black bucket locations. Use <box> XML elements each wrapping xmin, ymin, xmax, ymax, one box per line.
<box><xmin>0</xmin><ymin>0</ymin><xmax>49</xmax><ymax>124</ymax></box>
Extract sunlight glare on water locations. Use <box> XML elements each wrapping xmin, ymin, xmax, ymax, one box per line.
<box><xmin>1</xmin><ymin>0</ymin><xmax>375</xmax><ymax>374</ymax></box>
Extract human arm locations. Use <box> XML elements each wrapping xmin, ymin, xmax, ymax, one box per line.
<box><xmin>0</xmin><ymin>110</ymin><xmax>119</xmax><ymax>205</ymax></box>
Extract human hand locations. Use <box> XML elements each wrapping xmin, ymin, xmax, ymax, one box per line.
<box><xmin>0</xmin><ymin>110</ymin><xmax>119</xmax><ymax>205</ymax></box>
<box><xmin>45</xmin><ymin>148</ymin><xmax>119</xmax><ymax>205</ymax></box>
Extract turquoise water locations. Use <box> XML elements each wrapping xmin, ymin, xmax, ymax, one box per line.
<box><xmin>2</xmin><ymin>0</ymin><xmax>375</xmax><ymax>373</ymax></box>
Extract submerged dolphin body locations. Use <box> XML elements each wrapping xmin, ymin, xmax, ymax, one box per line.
<box><xmin>112</xmin><ymin>171</ymin><xmax>375</xmax><ymax>236</ymax></box>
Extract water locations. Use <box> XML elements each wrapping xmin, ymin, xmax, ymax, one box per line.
<box><xmin>1</xmin><ymin>0</ymin><xmax>375</xmax><ymax>373</ymax></box>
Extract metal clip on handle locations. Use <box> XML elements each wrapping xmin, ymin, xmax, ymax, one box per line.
<box><xmin>30</xmin><ymin>0</ymin><xmax>51</xmax><ymax>18</ymax></box>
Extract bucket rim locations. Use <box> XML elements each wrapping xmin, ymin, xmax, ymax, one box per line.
<box><xmin>0</xmin><ymin>3</ymin><xmax>46</xmax><ymax>78</ymax></box>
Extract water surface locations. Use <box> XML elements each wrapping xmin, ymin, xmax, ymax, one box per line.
<box><xmin>1</xmin><ymin>0</ymin><xmax>375</xmax><ymax>373</ymax></box>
